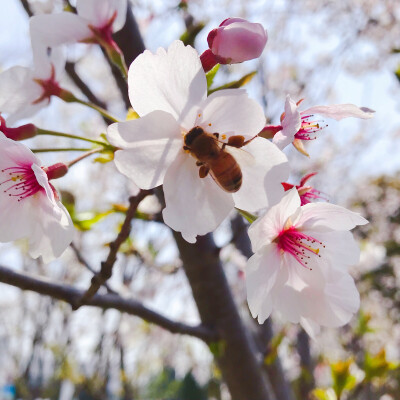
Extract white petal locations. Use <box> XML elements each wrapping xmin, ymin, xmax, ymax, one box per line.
<box><xmin>312</xmin><ymin>230</ymin><xmax>361</xmax><ymax>269</ymax></box>
<box><xmin>0</xmin><ymin>135</ymin><xmax>40</xmax><ymax>166</ymax></box>
<box><xmin>231</xmin><ymin>137</ymin><xmax>289</xmax><ymax>212</ymax></box>
<box><xmin>30</xmin><ymin>13</ymin><xmax>92</xmax><ymax>46</ymax></box>
<box><xmin>77</xmin><ymin>0</ymin><xmax>127</xmax><ymax>31</ymax></box>
<box><xmin>199</xmin><ymin>89</ymin><xmax>265</xmax><ymax>141</ymax></box>
<box><xmin>301</xmin><ymin>103</ymin><xmax>375</xmax><ymax>121</ymax></box>
<box><xmin>27</xmin><ymin>196</ymin><xmax>74</xmax><ymax>263</ymax></box>
<box><xmin>248</xmin><ymin>189</ymin><xmax>301</xmax><ymax>253</ymax></box>
<box><xmin>299</xmin><ymin>317</ymin><xmax>320</xmax><ymax>340</ymax></box>
<box><xmin>246</xmin><ymin>245</ymin><xmax>281</xmax><ymax>323</ymax></box>
<box><xmin>107</xmin><ymin>111</ymin><xmax>182</xmax><ymax>189</ymax></box>
<box><xmin>297</xmin><ymin>203</ymin><xmax>368</xmax><ymax>232</ymax></box>
<box><xmin>0</xmin><ymin>66</ymin><xmax>43</xmax><ymax>124</ymax></box>
<box><xmin>162</xmin><ymin>152</ymin><xmax>234</xmax><ymax>242</ymax></box>
<box><xmin>273</xmin><ymin>95</ymin><xmax>301</xmax><ymax>150</ymax></box>
<box><xmin>128</xmin><ymin>40</ymin><xmax>207</xmax><ymax>129</ymax></box>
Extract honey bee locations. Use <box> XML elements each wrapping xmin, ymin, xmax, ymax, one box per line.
<box><xmin>183</xmin><ymin>126</ymin><xmax>248</xmax><ymax>193</ymax></box>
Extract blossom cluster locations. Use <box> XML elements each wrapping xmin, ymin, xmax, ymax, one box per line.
<box><xmin>0</xmin><ymin>0</ymin><xmax>374</xmax><ymax>336</ymax></box>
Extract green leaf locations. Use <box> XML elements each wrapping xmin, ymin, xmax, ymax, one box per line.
<box><xmin>363</xmin><ymin>349</ymin><xmax>399</xmax><ymax>382</ymax></box>
<box><xmin>178</xmin><ymin>372</ymin><xmax>208</xmax><ymax>400</ymax></box>
<box><xmin>264</xmin><ymin>328</ymin><xmax>286</xmax><ymax>365</ymax></box>
<box><xmin>72</xmin><ymin>210</ymin><xmax>114</xmax><ymax>231</ymax></box>
<box><xmin>208</xmin><ymin>71</ymin><xmax>257</xmax><ymax>94</ymax></box>
<box><xmin>208</xmin><ymin>341</ymin><xmax>226</xmax><ymax>358</ymax></box>
<box><xmin>331</xmin><ymin>359</ymin><xmax>356</xmax><ymax>398</ymax></box>
<box><xmin>179</xmin><ymin>22</ymin><xmax>205</xmax><ymax>47</ymax></box>
<box><xmin>206</xmin><ymin>64</ymin><xmax>220</xmax><ymax>89</ymax></box>
<box><xmin>395</xmin><ymin>64</ymin><xmax>400</xmax><ymax>83</ymax></box>
<box><xmin>236</xmin><ymin>208</ymin><xmax>257</xmax><ymax>224</ymax></box>
<box><xmin>311</xmin><ymin>388</ymin><xmax>337</xmax><ymax>400</ymax></box>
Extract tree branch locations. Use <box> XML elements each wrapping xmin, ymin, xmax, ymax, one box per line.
<box><xmin>75</xmin><ymin>190</ymin><xmax>151</xmax><ymax>307</ymax></box>
<box><xmin>0</xmin><ymin>265</ymin><xmax>217</xmax><ymax>343</ymax></box>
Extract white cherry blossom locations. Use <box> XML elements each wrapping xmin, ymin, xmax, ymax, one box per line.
<box><xmin>0</xmin><ymin>134</ymin><xmax>74</xmax><ymax>263</ymax></box>
<box><xmin>30</xmin><ymin>0</ymin><xmax>127</xmax><ymax>50</ymax></box>
<box><xmin>107</xmin><ymin>40</ymin><xmax>289</xmax><ymax>243</ymax></box>
<box><xmin>0</xmin><ymin>45</ymin><xmax>65</xmax><ymax>125</ymax></box>
<box><xmin>272</xmin><ymin>95</ymin><xmax>375</xmax><ymax>155</ymax></box>
<box><xmin>246</xmin><ymin>188</ymin><xmax>368</xmax><ymax>337</ymax></box>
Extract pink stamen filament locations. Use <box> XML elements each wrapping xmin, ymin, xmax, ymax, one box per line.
<box><xmin>0</xmin><ymin>165</ymin><xmax>43</xmax><ymax>202</ymax></box>
<box><xmin>276</xmin><ymin>226</ymin><xmax>325</xmax><ymax>269</ymax></box>
<box><xmin>300</xmin><ymin>189</ymin><xmax>328</xmax><ymax>205</ymax></box>
<box><xmin>295</xmin><ymin>114</ymin><xmax>328</xmax><ymax>141</ymax></box>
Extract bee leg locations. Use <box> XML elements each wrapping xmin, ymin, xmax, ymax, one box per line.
<box><xmin>213</xmin><ymin>133</ymin><xmax>219</xmax><ymax>139</ymax></box>
<box><xmin>183</xmin><ymin>145</ymin><xmax>190</xmax><ymax>151</ymax></box>
<box><xmin>196</xmin><ymin>161</ymin><xmax>204</xmax><ymax>166</ymax></box>
<box><xmin>199</xmin><ymin>165</ymin><xmax>210</xmax><ymax>178</ymax></box>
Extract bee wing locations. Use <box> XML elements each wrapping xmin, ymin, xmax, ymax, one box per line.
<box><xmin>224</xmin><ymin>145</ymin><xmax>255</xmax><ymax>167</ymax></box>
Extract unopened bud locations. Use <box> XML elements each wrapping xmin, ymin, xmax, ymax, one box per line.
<box><xmin>259</xmin><ymin>124</ymin><xmax>282</xmax><ymax>139</ymax></box>
<box><xmin>44</xmin><ymin>163</ymin><xmax>68</xmax><ymax>180</ymax></box>
<box><xmin>204</xmin><ymin>18</ymin><xmax>267</xmax><ymax>69</ymax></box>
<box><xmin>0</xmin><ymin>116</ymin><xmax>37</xmax><ymax>141</ymax></box>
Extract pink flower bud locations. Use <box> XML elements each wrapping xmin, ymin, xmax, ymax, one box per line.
<box><xmin>205</xmin><ymin>18</ymin><xmax>267</xmax><ymax>69</ymax></box>
<box><xmin>0</xmin><ymin>116</ymin><xmax>37</xmax><ymax>141</ymax></box>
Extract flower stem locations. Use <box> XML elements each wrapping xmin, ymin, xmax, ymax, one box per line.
<box><xmin>72</xmin><ymin>98</ymin><xmax>119</xmax><ymax>123</ymax></box>
<box><xmin>66</xmin><ymin>148</ymin><xmax>103</xmax><ymax>168</ymax></box>
<box><xmin>235</xmin><ymin>208</ymin><xmax>258</xmax><ymax>224</ymax></box>
<box><xmin>32</xmin><ymin>147</ymin><xmax>94</xmax><ymax>153</ymax></box>
<box><xmin>36</xmin><ymin>128</ymin><xmax>111</xmax><ymax>148</ymax></box>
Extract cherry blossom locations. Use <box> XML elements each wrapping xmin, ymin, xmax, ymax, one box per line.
<box><xmin>0</xmin><ymin>46</ymin><xmax>67</xmax><ymax>124</ymax></box>
<box><xmin>201</xmin><ymin>18</ymin><xmax>268</xmax><ymax>72</ymax></box>
<box><xmin>30</xmin><ymin>0</ymin><xmax>127</xmax><ymax>63</ymax></box>
<box><xmin>0</xmin><ymin>134</ymin><xmax>74</xmax><ymax>263</ymax></box>
<box><xmin>271</xmin><ymin>95</ymin><xmax>375</xmax><ymax>156</ymax></box>
<box><xmin>282</xmin><ymin>172</ymin><xmax>327</xmax><ymax>205</ymax></box>
<box><xmin>107</xmin><ymin>40</ymin><xmax>289</xmax><ymax>243</ymax></box>
<box><xmin>246</xmin><ymin>188</ymin><xmax>368</xmax><ymax>337</ymax></box>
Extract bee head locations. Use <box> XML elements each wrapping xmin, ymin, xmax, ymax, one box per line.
<box><xmin>184</xmin><ymin>126</ymin><xmax>204</xmax><ymax>146</ymax></box>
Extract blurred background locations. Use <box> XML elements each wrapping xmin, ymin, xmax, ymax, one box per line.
<box><xmin>0</xmin><ymin>0</ymin><xmax>400</xmax><ymax>399</ymax></box>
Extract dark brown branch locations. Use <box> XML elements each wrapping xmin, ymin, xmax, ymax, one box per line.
<box><xmin>0</xmin><ymin>265</ymin><xmax>217</xmax><ymax>343</ymax></box>
<box><xmin>70</xmin><ymin>242</ymin><xmax>117</xmax><ymax>294</ymax></box>
<box><xmin>76</xmin><ymin>190</ymin><xmax>151</xmax><ymax>307</ymax></box>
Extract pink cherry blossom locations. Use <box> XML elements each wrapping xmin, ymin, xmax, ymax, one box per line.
<box><xmin>107</xmin><ymin>40</ymin><xmax>289</xmax><ymax>243</ymax></box>
<box><xmin>272</xmin><ymin>95</ymin><xmax>375</xmax><ymax>156</ymax></box>
<box><xmin>30</xmin><ymin>0</ymin><xmax>127</xmax><ymax>55</ymax></box>
<box><xmin>0</xmin><ymin>134</ymin><xmax>74</xmax><ymax>263</ymax></box>
<box><xmin>282</xmin><ymin>172</ymin><xmax>327</xmax><ymax>205</ymax></box>
<box><xmin>0</xmin><ymin>46</ymin><xmax>66</xmax><ymax>125</ymax></box>
<box><xmin>246</xmin><ymin>188</ymin><xmax>368</xmax><ymax>337</ymax></box>
<box><xmin>201</xmin><ymin>18</ymin><xmax>268</xmax><ymax>72</ymax></box>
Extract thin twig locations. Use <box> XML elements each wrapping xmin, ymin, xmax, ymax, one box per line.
<box><xmin>0</xmin><ymin>265</ymin><xmax>217</xmax><ymax>343</ymax></box>
<box><xmin>66</xmin><ymin>148</ymin><xmax>103</xmax><ymax>168</ymax></box>
<box><xmin>70</xmin><ymin>243</ymin><xmax>117</xmax><ymax>295</ymax></box>
<box><xmin>75</xmin><ymin>190</ymin><xmax>151</xmax><ymax>308</ymax></box>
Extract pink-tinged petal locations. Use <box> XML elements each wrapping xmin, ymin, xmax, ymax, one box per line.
<box><xmin>0</xmin><ymin>134</ymin><xmax>39</xmax><ymax>166</ymax></box>
<box><xmin>248</xmin><ymin>189</ymin><xmax>301</xmax><ymax>253</ymax></box>
<box><xmin>27</xmin><ymin>195</ymin><xmax>74</xmax><ymax>263</ymax></box>
<box><xmin>274</xmin><ymin>96</ymin><xmax>301</xmax><ymax>148</ymax></box>
<box><xmin>128</xmin><ymin>41</ymin><xmax>207</xmax><ymax>130</ymax></box>
<box><xmin>230</xmin><ymin>137</ymin><xmax>289</xmax><ymax>212</ymax></box>
<box><xmin>301</xmin><ymin>104</ymin><xmax>375</xmax><ymax>121</ymax></box>
<box><xmin>77</xmin><ymin>0</ymin><xmax>127</xmax><ymax>31</ymax></box>
<box><xmin>273</xmin><ymin>95</ymin><xmax>301</xmax><ymax>150</ymax></box>
<box><xmin>300</xmin><ymin>269</ymin><xmax>359</xmax><ymax>328</ymax></box>
<box><xmin>107</xmin><ymin>111</ymin><xmax>182</xmax><ymax>189</ymax></box>
<box><xmin>30</xmin><ymin>13</ymin><xmax>92</xmax><ymax>46</ymax></box>
<box><xmin>210</xmin><ymin>19</ymin><xmax>267</xmax><ymax>63</ymax></box>
<box><xmin>199</xmin><ymin>89</ymin><xmax>265</xmax><ymax>141</ymax></box>
<box><xmin>297</xmin><ymin>202</ymin><xmax>368</xmax><ymax>232</ymax></box>
<box><xmin>0</xmin><ymin>66</ymin><xmax>43</xmax><ymax>124</ymax></box>
<box><xmin>246</xmin><ymin>244</ymin><xmax>281</xmax><ymax>323</ymax></box>
<box><xmin>162</xmin><ymin>152</ymin><xmax>234</xmax><ymax>243</ymax></box>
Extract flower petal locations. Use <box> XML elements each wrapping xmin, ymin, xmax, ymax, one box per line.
<box><xmin>248</xmin><ymin>189</ymin><xmax>301</xmax><ymax>253</ymax></box>
<box><xmin>273</xmin><ymin>95</ymin><xmax>301</xmax><ymax>150</ymax></box>
<box><xmin>0</xmin><ymin>66</ymin><xmax>43</xmax><ymax>124</ymax></box>
<box><xmin>199</xmin><ymin>89</ymin><xmax>266</xmax><ymax>141</ymax></box>
<box><xmin>301</xmin><ymin>104</ymin><xmax>375</xmax><ymax>121</ymax></box>
<box><xmin>162</xmin><ymin>152</ymin><xmax>234</xmax><ymax>243</ymax></box>
<box><xmin>246</xmin><ymin>244</ymin><xmax>281</xmax><ymax>323</ymax></box>
<box><xmin>297</xmin><ymin>202</ymin><xmax>368</xmax><ymax>232</ymax></box>
<box><xmin>128</xmin><ymin>41</ymin><xmax>207</xmax><ymax>130</ymax></box>
<box><xmin>77</xmin><ymin>0</ymin><xmax>127</xmax><ymax>31</ymax></box>
<box><xmin>30</xmin><ymin>13</ymin><xmax>92</xmax><ymax>46</ymax></box>
<box><xmin>107</xmin><ymin>111</ymin><xmax>182</xmax><ymax>189</ymax></box>
<box><xmin>230</xmin><ymin>137</ymin><xmax>289</xmax><ymax>212</ymax></box>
